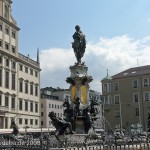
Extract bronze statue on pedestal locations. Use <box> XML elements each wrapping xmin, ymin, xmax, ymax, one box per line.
<box><xmin>72</xmin><ymin>25</ymin><xmax>86</xmax><ymax>64</ymax></box>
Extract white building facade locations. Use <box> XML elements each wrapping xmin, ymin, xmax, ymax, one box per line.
<box><xmin>0</xmin><ymin>0</ymin><xmax>40</xmax><ymax>129</ymax></box>
<box><xmin>40</xmin><ymin>87</ymin><xmax>65</xmax><ymax>128</ymax></box>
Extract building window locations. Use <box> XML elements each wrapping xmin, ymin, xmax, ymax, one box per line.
<box><xmin>132</xmin><ymin>80</ymin><xmax>138</xmax><ymax>88</ymax></box>
<box><xmin>35</xmin><ymin>120</ymin><xmax>38</xmax><ymax>125</ymax></box>
<box><xmin>5</xmin><ymin>96</ymin><xmax>9</xmax><ymax>107</ymax></box>
<box><xmin>19</xmin><ymin>118</ymin><xmax>22</xmax><ymax>124</ymax></box>
<box><xmin>5</xmin><ymin>71</ymin><xmax>9</xmax><ymax>88</ymax></box>
<box><xmin>52</xmin><ymin>104</ymin><xmax>53</xmax><ymax>108</ymax></box>
<box><xmin>30</xmin><ymin>69</ymin><xmax>33</xmax><ymax>75</ymax></box>
<box><xmin>103</xmin><ymin>96</ymin><xmax>108</xmax><ymax>104</ymax></box>
<box><xmin>30</xmin><ymin>102</ymin><xmax>33</xmax><ymax>112</ymax></box>
<box><xmin>135</xmin><ymin>108</ymin><xmax>139</xmax><ymax>116</ymax></box>
<box><xmin>35</xmin><ymin>71</ymin><xmax>38</xmax><ymax>77</ymax></box>
<box><xmin>114</xmin><ymin>95</ymin><xmax>120</xmax><ymax>104</ymax></box>
<box><xmin>25</xmin><ymin>66</ymin><xmax>28</xmax><ymax>73</ymax></box>
<box><xmin>103</xmin><ymin>83</ymin><xmax>110</xmax><ymax>92</ymax></box>
<box><xmin>25</xmin><ymin>101</ymin><xmax>28</xmax><ymax>111</ymax></box>
<box><xmin>104</xmin><ymin>96</ymin><xmax>112</xmax><ymax>104</ymax></box>
<box><xmin>114</xmin><ymin>82</ymin><xmax>119</xmax><ymax>90</ymax></box>
<box><xmin>5</xmin><ymin>58</ymin><xmax>9</xmax><ymax>67</ymax></box>
<box><xmin>19</xmin><ymin>64</ymin><xmax>23</xmax><ymax>71</ymax></box>
<box><xmin>0</xmin><ymin>24</ymin><xmax>2</xmax><ymax>31</ymax></box>
<box><xmin>19</xmin><ymin>99</ymin><xmax>23</xmax><ymax>110</ymax></box>
<box><xmin>144</xmin><ymin>92</ymin><xmax>149</xmax><ymax>101</ymax></box>
<box><xmin>30</xmin><ymin>84</ymin><xmax>33</xmax><ymax>95</ymax></box>
<box><xmin>30</xmin><ymin>119</ymin><xmax>33</xmax><ymax>125</ymax></box>
<box><xmin>0</xmin><ymin>95</ymin><xmax>1</xmax><ymax>105</ymax></box>
<box><xmin>12</xmin><ymin>73</ymin><xmax>15</xmax><ymax>90</ymax></box>
<box><xmin>49</xmin><ymin>104</ymin><xmax>51</xmax><ymax>108</ymax></box>
<box><xmin>5</xmin><ymin>28</ymin><xmax>9</xmax><ymax>35</ymax></box>
<box><xmin>41</xmin><ymin>112</ymin><xmax>43</xmax><ymax>116</ymax></box>
<box><xmin>25</xmin><ymin>82</ymin><xmax>28</xmax><ymax>94</ymax></box>
<box><xmin>133</xmin><ymin>93</ymin><xmax>139</xmax><ymax>102</ymax></box>
<box><xmin>0</xmin><ymin>69</ymin><xmax>2</xmax><ymax>87</ymax></box>
<box><xmin>12</xmin><ymin>46</ymin><xmax>16</xmax><ymax>53</ymax></box>
<box><xmin>25</xmin><ymin>119</ymin><xmax>28</xmax><ymax>125</ymax></box>
<box><xmin>19</xmin><ymin>80</ymin><xmax>23</xmax><ymax>92</ymax></box>
<box><xmin>12</xmin><ymin>32</ymin><xmax>16</xmax><ymax>39</ymax></box>
<box><xmin>35</xmin><ymin>103</ymin><xmax>38</xmax><ymax>113</ymax></box>
<box><xmin>143</xmin><ymin>79</ymin><xmax>149</xmax><ymax>87</ymax></box>
<box><xmin>5</xmin><ymin>43</ymin><xmax>9</xmax><ymax>50</ymax></box>
<box><xmin>35</xmin><ymin>86</ymin><xmax>38</xmax><ymax>96</ymax></box>
<box><xmin>0</xmin><ymin>40</ymin><xmax>2</xmax><ymax>48</ymax></box>
<box><xmin>115</xmin><ymin>110</ymin><xmax>120</xmax><ymax>117</ymax></box>
<box><xmin>11</xmin><ymin>97</ymin><xmax>15</xmax><ymax>109</ymax></box>
<box><xmin>41</xmin><ymin>121</ymin><xmax>43</xmax><ymax>126</ymax></box>
<box><xmin>5</xmin><ymin>118</ymin><xmax>8</xmax><ymax>129</ymax></box>
<box><xmin>0</xmin><ymin>56</ymin><xmax>2</xmax><ymax>64</ymax></box>
<box><xmin>12</xmin><ymin>61</ymin><xmax>15</xmax><ymax>69</ymax></box>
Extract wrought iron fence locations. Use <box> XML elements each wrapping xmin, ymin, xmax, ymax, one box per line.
<box><xmin>0</xmin><ymin>133</ymin><xmax>150</xmax><ymax>150</ymax></box>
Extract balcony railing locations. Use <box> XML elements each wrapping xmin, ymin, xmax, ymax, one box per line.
<box><xmin>0</xmin><ymin>106</ymin><xmax>9</xmax><ymax>113</ymax></box>
<box><xmin>19</xmin><ymin>53</ymin><xmax>39</xmax><ymax>67</ymax></box>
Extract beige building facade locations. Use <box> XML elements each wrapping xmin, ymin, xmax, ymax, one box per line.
<box><xmin>0</xmin><ymin>0</ymin><xmax>40</xmax><ymax>129</ymax></box>
<box><xmin>101</xmin><ymin>66</ymin><xmax>150</xmax><ymax>132</ymax></box>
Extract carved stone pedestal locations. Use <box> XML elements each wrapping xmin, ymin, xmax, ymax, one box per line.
<box><xmin>66</xmin><ymin>63</ymin><xmax>93</xmax><ymax>109</ymax></box>
<box><xmin>75</xmin><ymin>116</ymin><xmax>85</xmax><ymax>134</ymax></box>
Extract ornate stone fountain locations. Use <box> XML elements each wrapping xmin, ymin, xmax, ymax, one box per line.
<box><xmin>49</xmin><ymin>25</ymin><xmax>98</xmax><ymax>142</ymax></box>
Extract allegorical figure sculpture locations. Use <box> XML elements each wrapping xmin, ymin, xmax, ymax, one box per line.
<box><xmin>10</xmin><ymin>118</ymin><xmax>19</xmax><ymax>135</ymax></box>
<box><xmin>90</xmin><ymin>97</ymin><xmax>99</xmax><ymax>117</ymax></box>
<box><xmin>147</xmin><ymin>112</ymin><xmax>150</xmax><ymax>132</ymax></box>
<box><xmin>48</xmin><ymin>111</ymin><xmax>74</xmax><ymax>141</ymax></box>
<box><xmin>72</xmin><ymin>25</ymin><xmax>86</xmax><ymax>63</ymax></box>
<box><xmin>82</xmin><ymin>107</ymin><xmax>93</xmax><ymax>134</ymax></box>
<box><xmin>62</xmin><ymin>99</ymin><xmax>76</xmax><ymax>131</ymax></box>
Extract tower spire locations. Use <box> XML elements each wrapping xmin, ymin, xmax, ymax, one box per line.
<box><xmin>37</xmin><ymin>48</ymin><xmax>40</xmax><ymax>63</ymax></box>
<box><xmin>107</xmin><ymin>69</ymin><xmax>109</xmax><ymax>77</ymax></box>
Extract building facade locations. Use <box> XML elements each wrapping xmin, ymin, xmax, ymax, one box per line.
<box><xmin>40</xmin><ymin>87</ymin><xmax>103</xmax><ymax>129</ymax></box>
<box><xmin>0</xmin><ymin>0</ymin><xmax>40</xmax><ymax>129</ymax></box>
<box><xmin>40</xmin><ymin>87</ymin><xmax>66</xmax><ymax>128</ymax></box>
<box><xmin>89</xmin><ymin>90</ymin><xmax>103</xmax><ymax>129</ymax></box>
<box><xmin>101</xmin><ymin>66</ymin><xmax>150</xmax><ymax>132</ymax></box>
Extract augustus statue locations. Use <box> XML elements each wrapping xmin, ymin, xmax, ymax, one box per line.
<box><xmin>72</xmin><ymin>25</ymin><xmax>86</xmax><ymax>63</ymax></box>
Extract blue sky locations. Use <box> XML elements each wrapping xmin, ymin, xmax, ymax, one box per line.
<box><xmin>11</xmin><ymin>0</ymin><xmax>150</xmax><ymax>92</ymax></box>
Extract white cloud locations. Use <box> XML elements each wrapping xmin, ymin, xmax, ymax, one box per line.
<box><xmin>40</xmin><ymin>35</ymin><xmax>150</xmax><ymax>92</ymax></box>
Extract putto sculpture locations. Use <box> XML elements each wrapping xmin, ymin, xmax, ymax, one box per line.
<box><xmin>72</xmin><ymin>25</ymin><xmax>86</xmax><ymax>64</ymax></box>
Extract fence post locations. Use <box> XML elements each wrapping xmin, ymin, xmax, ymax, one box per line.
<box><xmin>114</xmin><ymin>136</ymin><xmax>117</xmax><ymax>150</ymax></box>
